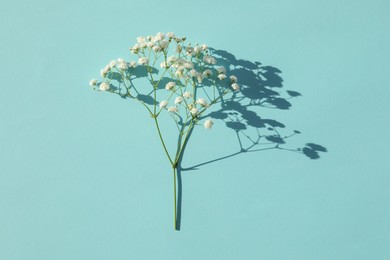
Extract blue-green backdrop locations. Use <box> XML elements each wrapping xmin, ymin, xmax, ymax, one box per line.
<box><xmin>1</xmin><ymin>0</ymin><xmax>389</xmax><ymax>259</ymax></box>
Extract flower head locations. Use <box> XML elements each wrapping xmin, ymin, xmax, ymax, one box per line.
<box><xmin>175</xmin><ymin>96</ymin><xmax>183</xmax><ymax>104</ymax></box>
<box><xmin>217</xmin><ymin>74</ymin><xmax>227</xmax><ymax>80</ymax></box>
<box><xmin>168</xmin><ymin>106</ymin><xmax>178</xmax><ymax>113</ymax></box>
<box><xmin>183</xmin><ymin>91</ymin><xmax>192</xmax><ymax>99</ymax></box>
<box><xmin>99</xmin><ymin>82</ymin><xmax>110</xmax><ymax>91</ymax></box>
<box><xmin>159</xmin><ymin>100</ymin><xmax>168</xmax><ymax>108</ymax></box>
<box><xmin>203</xmin><ymin>55</ymin><xmax>216</xmax><ymax>65</ymax></box>
<box><xmin>217</xmin><ymin>66</ymin><xmax>226</xmax><ymax>74</ymax></box>
<box><xmin>138</xmin><ymin>57</ymin><xmax>149</xmax><ymax>65</ymax></box>
<box><xmin>204</xmin><ymin>119</ymin><xmax>214</xmax><ymax>129</ymax></box>
<box><xmin>230</xmin><ymin>75</ymin><xmax>238</xmax><ymax>83</ymax></box>
<box><xmin>129</xmin><ymin>61</ymin><xmax>137</xmax><ymax>68</ymax></box>
<box><xmin>190</xmin><ymin>107</ymin><xmax>198</xmax><ymax>116</ymax></box>
<box><xmin>165</xmin><ymin>81</ymin><xmax>176</xmax><ymax>91</ymax></box>
<box><xmin>89</xmin><ymin>79</ymin><xmax>97</xmax><ymax>86</ymax></box>
<box><xmin>118</xmin><ymin>61</ymin><xmax>128</xmax><ymax>71</ymax></box>
<box><xmin>196</xmin><ymin>98</ymin><xmax>209</xmax><ymax>107</ymax></box>
<box><xmin>231</xmin><ymin>83</ymin><xmax>240</xmax><ymax>91</ymax></box>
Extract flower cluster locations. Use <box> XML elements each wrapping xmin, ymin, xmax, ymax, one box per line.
<box><xmin>90</xmin><ymin>32</ymin><xmax>240</xmax><ymax>131</ymax></box>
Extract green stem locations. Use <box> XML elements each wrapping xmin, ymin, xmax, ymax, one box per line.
<box><xmin>173</xmin><ymin>167</ymin><xmax>177</xmax><ymax>230</ymax></box>
<box><xmin>154</xmin><ymin>117</ymin><xmax>173</xmax><ymax>165</ymax></box>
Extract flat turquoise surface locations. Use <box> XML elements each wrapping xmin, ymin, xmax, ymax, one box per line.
<box><xmin>1</xmin><ymin>0</ymin><xmax>389</xmax><ymax>259</ymax></box>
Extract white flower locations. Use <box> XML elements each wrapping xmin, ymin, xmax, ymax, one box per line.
<box><xmin>167</xmin><ymin>106</ymin><xmax>178</xmax><ymax>113</ymax></box>
<box><xmin>176</xmin><ymin>44</ymin><xmax>182</xmax><ymax>53</ymax></box>
<box><xmin>218</xmin><ymin>74</ymin><xmax>227</xmax><ymax>80</ymax></box>
<box><xmin>117</xmin><ymin>58</ymin><xmax>125</xmax><ymax>63</ymax></box>
<box><xmin>152</xmin><ymin>45</ymin><xmax>162</xmax><ymax>52</ymax></box>
<box><xmin>89</xmin><ymin>79</ymin><xmax>97</xmax><ymax>86</ymax></box>
<box><xmin>159</xmin><ymin>40</ymin><xmax>169</xmax><ymax>49</ymax></box>
<box><xmin>230</xmin><ymin>75</ymin><xmax>238</xmax><ymax>83</ymax></box>
<box><xmin>196</xmin><ymin>98</ymin><xmax>208</xmax><ymax>107</ymax></box>
<box><xmin>165</xmin><ymin>81</ymin><xmax>176</xmax><ymax>91</ymax></box>
<box><xmin>184</xmin><ymin>61</ymin><xmax>194</xmax><ymax>69</ymax></box>
<box><xmin>130</xmin><ymin>44</ymin><xmax>140</xmax><ymax>54</ymax></box>
<box><xmin>194</xmin><ymin>46</ymin><xmax>202</xmax><ymax>54</ymax></box>
<box><xmin>203</xmin><ymin>69</ymin><xmax>212</xmax><ymax>77</ymax></box>
<box><xmin>186</xmin><ymin>46</ymin><xmax>194</xmax><ymax>56</ymax></box>
<box><xmin>138</xmin><ymin>57</ymin><xmax>149</xmax><ymax>65</ymax></box>
<box><xmin>168</xmin><ymin>56</ymin><xmax>178</xmax><ymax>63</ymax></box>
<box><xmin>201</xmin><ymin>43</ymin><xmax>208</xmax><ymax>51</ymax></box>
<box><xmin>140</xmin><ymin>42</ymin><xmax>147</xmax><ymax>48</ymax></box>
<box><xmin>175</xmin><ymin>96</ymin><xmax>183</xmax><ymax>104</ymax></box>
<box><xmin>137</xmin><ymin>36</ymin><xmax>146</xmax><ymax>43</ymax></box>
<box><xmin>118</xmin><ymin>62</ymin><xmax>128</xmax><ymax>71</ymax></box>
<box><xmin>154</xmin><ymin>32</ymin><xmax>165</xmax><ymax>41</ymax></box>
<box><xmin>174</xmin><ymin>37</ymin><xmax>184</xmax><ymax>43</ymax></box>
<box><xmin>100</xmin><ymin>65</ymin><xmax>110</xmax><ymax>78</ymax></box>
<box><xmin>129</xmin><ymin>61</ymin><xmax>137</xmax><ymax>68</ymax></box>
<box><xmin>190</xmin><ymin>107</ymin><xmax>198</xmax><ymax>116</ymax></box>
<box><xmin>196</xmin><ymin>72</ymin><xmax>204</xmax><ymax>83</ymax></box>
<box><xmin>166</xmin><ymin>32</ymin><xmax>175</xmax><ymax>38</ymax></box>
<box><xmin>204</xmin><ymin>119</ymin><xmax>214</xmax><ymax>129</ymax></box>
<box><xmin>109</xmin><ymin>60</ymin><xmax>116</xmax><ymax>68</ymax></box>
<box><xmin>160</xmin><ymin>61</ymin><xmax>168</xmax><ymax>68</ymax></box>
<box><xmin>147</xmin><ymin>41</ymin><xmax>154</xmax><ymax>48</ymax></box>
<box><xmin>203</xmin><ymin>55</ymin><xmax>216</xmax><ymax>65</ymax></box>
<box><xmin>217</xmin><ymin>66</ymin><xmax>226</xmax><ymax>74</ymax></box>
<box><xmin>190</xmin><ymin>69</ymin><xmax>197</xmax><ymax>77</ymax></box>
<box><xmin>159</xmin><ymin>100</ymin><xmax>168</xmax><ymax>108</ymax></box>
<box><xmin>99</xmin><ymin>82</ymin><xmax>110</xmax><ymax>91</ymax></box>
<box><xmin>183</xmin><ymin>91</ymin><xmax>191</xmax><ymax>99</ymax></box>
<box><xmin>231</xmin><ymin>83</ymin><xmax>240</xmax><ymax>91</ymax></box>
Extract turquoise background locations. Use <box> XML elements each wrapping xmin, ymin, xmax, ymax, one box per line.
<box><xmin>1</xmin><ymin>0</ymin><xmax>390</xmax><ymax>259</ymax></box>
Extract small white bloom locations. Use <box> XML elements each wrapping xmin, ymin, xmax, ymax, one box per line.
<box><xmin>201</xmin><ymin>43</ymin><xmax>208</xmax><ymax>51</ymax></box>
<box><xmin>183</xmin><ymin>91</ymin><xmax>191</xmax><ymax>99</ymax></box>
<box><xmin>99</xmin><ymin>82</ymin><xmax>110</xmax><ymax>91</ymax></box>
<box><xmin>175</xmin><ymin>96</ymin><xmax>183</xmax><ymax>104</ymax></box>
<box><xmin>109</xmin><ymin>60</ymin><xmax>116</xmax><ymax>68</ymax></box>
<box><xmin>89</xmin><ymin>79</ymin><xmax>97</xmax><ymax>86</ymax></box>
<box><xmin>117</xmin><ymin>58</ymin><xmax>125</xmax><ymax>63</ymax></box>
<box><xmin>196</xmin><ymin>98</ymin><xmax>208</xmax><ymax>107</ymax></box>
<box><xmin>130</xmin><ymin>44</ymin><xmax>140</xmax><ymax>54</ymax></box>
<box><xmin>203</xmin><ymin>55</ymin><xmax>216</xmax><ymax>64</ymax></box>
<box><xmin>194</xmin><ymin>46</ymin><xmax>202</xmax><ymax>54</ymax></box>
<box><xmin>147</xmin><ymin>41</ymin><xmax>154</xmax><ymax>48</ymax></box>
<box><xmin>152</xmin><ymin>45</ymin><xmax>162</xmax><ymax>52</ymax></box>
<box><xmin>230</xmin><ymin>75</ymin><xmax>238</xmax><ymax>83</ymax></box>
<box><xmin>166</xmin><ymin>32</ymin><xmax>175</xmax><ymax>38</ymax></box>
<box><xmin>160</xmin><ymin>61</ymin><xmax>168</xmax><ymax>68</ymax></box>
<box><xmin>231</xmin><ymin>83</ymin><xmax>240</xmax><ymax>91</ymax></box>
<box><xmin>137</xmin><ymin>36</ymin><xmax>146</xmax><ymax>43</ymax></box>
<box><xmin>159</xmin><ymin>100</ymin><xmax>168</xmax><ymax>108</ymax></box>
<box><xmin>160</xmin><ymin>40</ymin><xmax>169</xmax><ymax>49</ymax></box>
<box><xmin>218</xmin><ymin>74</ymin><xmax>227</xmax><ymax>80</ymax></box>
<box><xmin>118</xmin><ymin>62</ymin><xmax>128</xmax><ymax>71</ymax></box>
<box><xmin>184</xmin><ymin>61</ymin><xmax>194</xmax><ymax>69</ymax></box>
<box><xmin>186</xmin><ymin>46</ymin><xmax>194</xmax><ymax>56</ymax></box>
<box><xmin>140</xmin><ymin>42</ymin><xmax>147</xmax><ymax>48</ymax></box>
<box><xmin>165</xmin><ymin>81</ymin><xmax>176</xmax><ymax>91</ymax></box>
<box><xmin>217</xmin><ymin>66</ymin><xmax>226</xmax><ymax>74</ymax></box>
<box><xmin>167</xmin><ymin>106</ymin><xmax>178</xmax><ymax>113</ymax></box>
<box><xmin>138</xmin><ymin>57</ymin><xmax>149</xmax><ymax>65</ymax></box>
<box><xmin>168</xmin><ymin>56</ymin><xmax>177</xmax><ymax>63</ymax></box>
<box><xmin>190</xmin><ymin>69</ymin><xmax>197</xmax><ymax>77</ymax></box>
<box><xmin>174</xmin><ymin>37</ymin><xmax>184</xmax><ymax>43</ymax></box>
<box><xmin>154</xmin><ymin>32</ymin><xmax>165</xmax><ymax>41</ymax></box>
<box><xmin>175</xmin><ymin>44</ymin><xmax>182</xmax><ymax>53</ymax></box>
<box><xmin>196</xmin><ymin>72</ymin><xmax>204</xmax><ymax>83</ymax></box>
<box><xmin>190</xmin><ymin>107</ymin><xmax>198</xmax><ymax>116</ymax></box>
<box><xmin>204</xmin><ymin>119</ymin><xmax>214</xmax><ymax>129</ymax></box>
<box><xmin>129</xmin><ymin>61</ymin><xmax>137</xmax><ymax>68</ymax></box>
<box><xmin>100</xmin><ymin>65</ymin><xmax>110</xmax><ymax>78</ymax></box>
<box><xmin>203</xmin><ymin>69</ymin><xmax>213</xmax><ymax>77</ymax></box>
